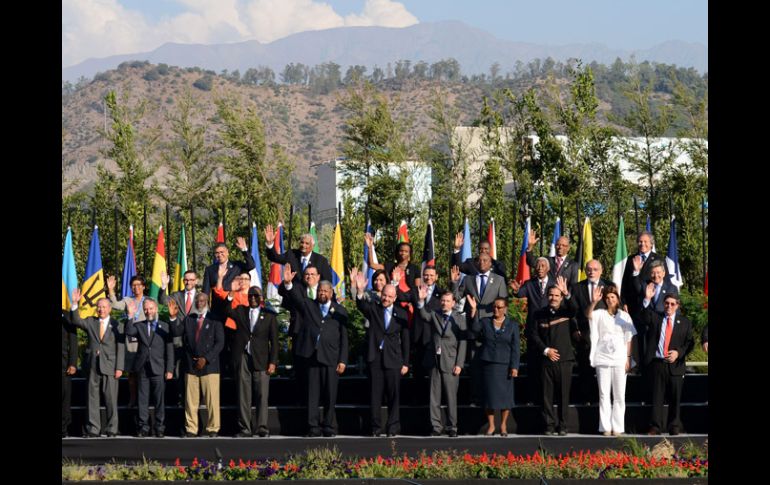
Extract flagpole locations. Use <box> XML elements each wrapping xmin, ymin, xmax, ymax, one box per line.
<box><xmin>478</xmin><ymin>200</ymin><xmax>483</xmax><ymax>243</ymax></box>
<box><xmin>559</xmin><ymin>198</ymin><xmax>564</xmax><ymax>235</ymax></box>
<box><xmin>143</xmin><ymin>204</ymin><xmax>148</xmax><ymax>279</ymax></box>
<box><xmin>511</xmin><ymin>193</ymin><xmax>517</xmax><ymax>278</ymax></box>
<box><xmin>221</xmin><ymin>202</ymin><xmax>226</xmax><ymax>244</ymax></box>
<box><xmin>539</xmin><ymin>195</ymin><xmax>545</xmax><ymax>255</ymax></box>
<box><xmin>633</xmin><ymin>196</ymin><xmax>640</xmax><ymax>237</ymax></box>
<box><xmin>448</xmin><ymin>198</ymin><xmax>454</xmax><ymax>272</ymax></box>
<box><xmin>701</xmin><ymin>197</ymin><xmax>707</xmax><ymax>287</ymax></box>
<box><xmin>288</xmin><ymin>205</ymin><xmax>294</xmax><ymax>249</ymax></box>
<box><xmin>307</xmin><ymin>203</ymin><xmax>312</xmax><ymax>231</ymax></box>
<box><xmin>166</xmin><ymin>204</ymin><xmax>171</xmax><ymax>274</ymax></box>
<box><xmin>190</xmin><ymin>205</ymin><xmax>196</xmax><ymax>277</ymax></box>
<box><xmin>113</xmin><ymin>206</ymin><xmax>119</xmax><ymax>279</ymax></box>
<box><xmin>247</xmin><ymin>201</ymin><xmax>252</xmax><ymax>229</ymax></box>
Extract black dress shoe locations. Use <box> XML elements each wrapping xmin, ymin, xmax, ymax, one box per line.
<box><xmin>183</xmin><ymin>432</ymin><xmax>197</xmax><ymax>438</ymax></box>
<box><xmin>235</xmin><ymin>431</ymin><xmax>251</xmax><ymax>438</ymax></box>
<box><xmin>106</xmin><ymin>432</ymin><xmax>117</xmax><ymax>437</ymax></box>
<box><xmin>647</xmin><ymin>427</ymin><xmax>660</xmax><ymax>436</ymax></box>
<box><xmin>370</xmin><ymin>432</ymin><xmax>382</xmax><ymax>437</ymax></box>
<box><xmin>430</xmin><ymin>430</ymin><xmax>442</xmax><ymax>437</ymax></box>
<box><xmin>558</xmin><ymin>429</ymin><xmax>568</xmax><ymax>436</ymax></box>
<box><xmin>323</xmin><ymin>431</ymin><xmax>336</xmax><ymax>437</ymax></box>
<box><xmin>668</xmin><ymin>428</ymin><xmax>680</xmax><ymax>436</ymax></box>
<box><xmin>305</xmin><ymin>432</ymin><xmax>322</xmax><ymax>438</ymax></box>
<box><xmin>258</xmin><ymin>430</ymin><xmax>269</xmax><ymax>438</ymax></box>
<box><xmin>84</xmin><ymin>432</ymin><xmax>100</xmax><ymax>438</ymax></box>
<box><xmin>155</xmin><ymin>431</ymin><xmax>165</xmax><ymax>438</ymax></box>
<box><xmin>207</xmin><ymin>431</ymin><xmax>218</xmax><ymax>437</ymax></box>
<box><xmin>448</xmin><ymin>430</ymin><xmax>458</xmax><ymax>437</ymax></box>
<box><xmin>136</xmin><ymin>430</ymin><xmax>149</xmax><ymax>438</ymax></box>
<box><xmin>544</xmin><ymin>430</ymin><xmax>557</xmax><ymax>436</ymax></box>
<box><xmin>386</xmin><ymin>432</ymin><xmax>397</xmax><ymax>437</ymax></box>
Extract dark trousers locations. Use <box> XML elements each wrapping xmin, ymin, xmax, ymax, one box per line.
<box><xmin>574</xmin><ymin>345</ymin><xmax>596</xmax><ymax>403</ymax></box>
<box><xmin>236</xmin><ymin>355</ymin><xmax>270</xmax><ymax>434</ymax></box>
<box><xmin>306</xmin><ymin>354</ymin><xmax>339</xmax><ymax>434</ymax></box>
<box><xmin>526</xmin><ymin>352</ymin><xmax>542</xmax><ymax>405</ymax></box>
<box><xmin>369</xmin><ymin>352</ymin><xmax>401</xmax><ymax>434</ymax></box>
<box><xmin>137</xmin><ymin>365</ymin><xmax>166</xmax><ymax>433</ymax></box>
<box><xmin>542</xmin><ymin>360</ymin><xmax>574</xmax><ymax>432</ymax></box>
<box><xmin>649</xmin><ymin>360</ymin><xmax>684</xmax><ymax>432</ymax></box>
<box><xmin>62</xmin><ymin>372</ymin><xmax>72</xmax><ymax>435</ymax></box>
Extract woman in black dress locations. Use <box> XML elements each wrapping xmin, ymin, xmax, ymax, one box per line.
<box><xmin>468</xmin><ymin>295</ymin><xmax>520</xmax><ymax>436</ymax></box>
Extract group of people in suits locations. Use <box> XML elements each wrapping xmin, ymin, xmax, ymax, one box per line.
<box><xmin>61</xmin><ymin>225</ymin><xmax>696</xmax><ymax>438</ymax></box>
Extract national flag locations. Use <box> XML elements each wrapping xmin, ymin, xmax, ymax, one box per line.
<box><xmin>78</xmin><ymin>226</ymin><xmax>107</xmax><ymax>318</ymax></box>
<box><xmin>248</xmin><ymin>222</ymin><xmax>263</xmax><ymax>290</ymax></box>
<box><xmin>309</xmin><ymin>221</ymin><xmax>320</xmax><ymax>253</ymax></box>
<box><xmin>515</xmin><ymin>217</ymin><xmax>531</xmax><ymax>284</ymax></box>
<box><xmin>397</xmin><ymin>220</ymin><xmax>409</xmax><ymax>243</ymax></box>
<box><xmin>363</xmin><ymin>219</ymin><xmax>378</xmax><ymax>290</ymax></box>
<box><xmin>548</xmin><ymin>217</ymin><xmax>561</xmax><ymax>258</ymax></box>
<box><xmin>646</xmin><ymin>215</ymin><xmax>656</xmax><ymax>252</ymax></box>
<box><xmin>612</xmin><ymin>217</ymin><xmax>628</xmax><ymax>294</ymax></box>
<box><xmin>666</xmin><ymin>215</ymin><xmax>683</xmax><ymax>289</ymax></box>
<box><xmin>487</xmin><ymin>218</ymin><xmax>497</xmax><ymax>260</ymax></box>
<box><xmin>149</xmin><ymin>226</ymin><xmax>166</xmax><ymax>299</ymax></box>
<box><xmin>266</xmin><ymin>223</ymin><xmax>284</xmax><ymax>301</ymax></box>
<box><xmin>460</xmin><ymin>218</ymin><xmax>472</xmax><ymax>264</ymax></box>
<box><xmin>121</xmin><ymin>225</ymin><xmax>137</xmax><ymax>299</ymax></box>
<box><xmin>331</xmin><ymin>220</ymin><xmax>346</xmax><ymax>299</ymax></box>
<box><xmin>62</xmin><ymin>227</ymin><xmax>78</xmax><ymax>311</ymax></box>
<box><xmin>577</xmin><ymin>217</ymin><xmax>593</xmax><ymax>281</ymax></box>
<box><xmin>171</xmin><ymin>224</ymin><xmax>187</xmax><ymax>293</ymax></box>
<box><xmin>421</xmin><ymin>218</ymin><xmax>435</xmax><ymax>275</ymax></box>
<box><xmin>212</xmin><ymin>221</ymin><xmax>224</xmax><ymax>265</ymax></box>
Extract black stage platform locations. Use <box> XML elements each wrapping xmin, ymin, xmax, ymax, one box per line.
<box><xmin>62</xmin><ymin>434</ymin><xmax>708</xmax><ymax>465</ymax></box>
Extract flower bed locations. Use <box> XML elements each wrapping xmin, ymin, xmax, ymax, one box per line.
<box><xmin>62</xmin><ymin>440</ymin><xmax>707</xmax><ymax>481</ymax></box>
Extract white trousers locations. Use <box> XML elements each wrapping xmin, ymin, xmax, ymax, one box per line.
<box><xmin>596</xmin><ymin>365</ymin><xmax>627</xmax><ymax>433</ymax></box>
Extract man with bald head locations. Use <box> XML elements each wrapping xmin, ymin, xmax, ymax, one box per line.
<box><xmin>354</xmin><ymin>271</ymin><xmax>410</xmax><ymax>437</ymax></box>
<box><xmin>265</xmin><ymin>226</ymin><xmax>333</xmax><ymax>285</ymax></box>
<box><xmin>70</xmin><ymin>290</ymin><xmax>125</xmax><ymax>437</ymax></box>
<box><xmin>621</xmin><ymin>231</ymin><xmax>668</xmax><ymax>318</ymax></box>
<box><xmin>452</xmin><ymin>231</ymin><xmax>508</xmax><ymax>283</ymax></box>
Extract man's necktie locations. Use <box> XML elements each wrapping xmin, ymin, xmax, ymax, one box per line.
<box><xmin>99</xmin><ymin>319</ymin><xmax>107</xmax><ymax>340</ymax></box>
<box><xmin>185</xmin><ymin>292</ymin><xmax>192</xmax><ymax>314</ymax></box>
<box><xmin>309</xmin><ymin>286</ymin><xmax>315</xmax><ymax>299</ymax></box>
<box><xmin>555</xmin><ymin>257</ymin><xmax>563</xmax><ymax>274</ymax></box>
<box><xmin>540</xmin><ymin>280</ymin><xmax>546</xmax><ymax>295</ymax></box>
<box><xmin>302</xmin><ymin>257</ymin><xmax>308</xmax><ymax>271</ymax></box>
<box><xmin>479</xmin><ymin>274</ymin><xmax>487</xmax><ymax>297</ymax></box>
<box><xmin>663</xmin><ymin>316</ymin><xmax>673</xmax><ymax>356</ymax></box>
<box><xmin>384</xmin><ymin>307</ymin><xmax>391</xmax><ymax>330</ymax></box>
<box><xmin>321</xmin><ymin>304</ymin><xmax>328</xmax><ymax>318</ymax></box>
<box><xmin>195</xmin><ymin>315</ymin><xmax>204</xmax><ymax>343</ymax></box>
<box><xmin>641</xmin><ymin>254</ymin><xmax>647</xmax><ymax>263</ymax></box>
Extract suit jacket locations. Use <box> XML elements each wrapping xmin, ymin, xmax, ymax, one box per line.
<box><xmin>125</xmin><ymin>319</ymin><xmax>175</xmax><ymax>375</ymax></box>
<box><xmin>266</xmin><ymin>246</ymin><xmax>333</xmax><ymax>285</ymax></box>
<box><xmin>159</xmin><ymin>288</ymin><xmax>198</xmax><ymax>320</ymax></box>
<box><xmin>621</xmin><ymin>251</ymin><xmax>667</xmax><ymax>315</ymax></box>
<box><xmin>635</xmin><ymin>278</ymin><xmax>679</xmax><ymax>316</ymax></box>
<box><xmin>515</xmin><ymin>275</ymin><xmax>556</xmax><ymax>323</ymax></box>
<box><xmin>356</xmin><ymin>297</ymin><xmax>410</xmax><ymax>369</ymax></box>
<box><xmin>173</xmin><ymin>312</ymin><xmax>225</xmax><ymax>375</ymax></box>
<box><xmin>455</xmin><ymin>272</ymin><xmax>508</xmax><ymax>319</ymax></box>
<box><xmin>526</xmin><ymin>252</ymin><xmax>579</xmax><ymax>287</ymax></box>
<box><xmin>284</xmin><ymin>283</ymin><xmax>349</xmax><ymax>366</ymax></box>
<box><xmin>470</xmin><ymin>315</ymin><xmax>520</xmax><ymax>369</ymax></box>
<box><xmin>69</xmin><ymin>311</ymin><xmax>125</xmax><ymax>375</ymax></box>
<box><xmin>639</xmin><ymin>308</ymin><xmax>694</xmax><ymax>375</ymax></box>
<box><xmin>224</xmin><ymin>304</ymin><xmax>278</xmax><ymax>371</ymax></box>
<box><xmin>528</xmin><ymin>305</ymin><xmax>577</xmax><ymax>362</ymax></box>
<box><xmin>451</xmin><ymin>252</ymin><xmax>508</xmax><ymax>284</ymax></box>
<box><xmin>418</xmin><ymin>306</ymin><xmax>467</xmax><ymax>372</ymax></box>
<box><xmin>412</xmin><ymin>284</ymin><xmax>445</xmax><ymax>346</ymax></box>
<box><xmin>567</xmin><ymin>278</ymin><xmax>612</xmax><ymax>347</ymax></box>
<box><xmin>201</xmin><ymin>250</ymin><xmax>257</xmax><ymax>295</ymax></box>
<box><xmin>62</xmin><ymin>315</ymin><xmax>78</xmax><ymax>372</ymax></box>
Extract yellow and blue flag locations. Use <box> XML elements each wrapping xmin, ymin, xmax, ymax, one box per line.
<box><xmin>79</xmin><ymin>226</ymin><xmax>107</xmax><ymax>318</ymax></box>
<box><xmin>62</xmin><ymin>227</ymin><xmax>78</xmax><ymax>311</ymax></box>
<box><xmin>331</xmin><ymin>221</ymin><xmax>345</xmax><ymax>300</ymax></box>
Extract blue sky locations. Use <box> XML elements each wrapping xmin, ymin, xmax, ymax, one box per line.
<box><xmin>63</xmin><ymin>0</ymin><xmax>707</xmax><ymax>68</ymax></box>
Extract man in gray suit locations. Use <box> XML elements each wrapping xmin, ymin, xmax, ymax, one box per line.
<box><xmin>70</xmin><ymin>289</ymin><xmax>125</xmax><ymax>437</ymax></box>
<box><xmin>417</xmin><ymin>286</ymin><xmax>466</xmax><ymax>437</ymax></box>
<box><xmin>125</xmin><ymin>298</ymin><xmax>174</xmax><ymax>437</ymax></box>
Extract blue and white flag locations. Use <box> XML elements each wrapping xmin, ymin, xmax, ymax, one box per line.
<box><xmin>548</xmin><ymin>217</ymin><xmax>561</xmax><ymax>257</ymax></box>
<box><xmin>666</xmin><ymin>216</ymin><xmax>683</xmax><ymax>289</ymax></box>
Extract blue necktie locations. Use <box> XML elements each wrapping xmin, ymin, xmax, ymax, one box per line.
<box><xmin>479</xmin><ymin>274</ymin><xmax>487</xmax><ymax>297</ymax></box>
<box><xmin>321</xmin><ymin>304</ymin><xmax>328</xmax><ymax>317</ymax></box>
<box><xmin>384</xmin><ymin>307</ymin><xmax>391</xmax><ymax>330</ymax></box>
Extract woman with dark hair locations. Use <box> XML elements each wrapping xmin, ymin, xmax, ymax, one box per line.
<box><xmin>350</xmin><ymin>267</ymin><xmax>389</xmax><ymax>329</ymax></box>
<box><xmin>468</xmin><ymin>295</ymin><xmax>520</xmax><ymax>436</ymax></box>
<box><xmin>364</xmin><ymin>233</ymin><xmax>422</xmax><ymax>324</ymax></box>
<box><xmin>587</xmin><ymin>283</ymin><xmax>636</xmax><ymax>436</ymax></box>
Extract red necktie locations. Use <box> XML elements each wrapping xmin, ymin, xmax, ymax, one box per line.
<box><xmin>185</xmin><ymin>292</ymin><xmax>192</xmax><ymax>314</ymax></box>
<box><xmin>663</xmin><ymin>316</ymin><xmax>673</xmax><ymax>355</ymax></box>
<box><xmin>195</xmin><ymin>315</ymin><xmax>204</xmax><ymax>343</ymax></box>
<box><xmin>555</xmin><ymin>257</ymin><xmax>563</xmax><ymax>273</ymax></box>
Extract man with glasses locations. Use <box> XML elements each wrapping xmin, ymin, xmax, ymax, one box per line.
<box><xmin>202</xmin><ymin>237</ymin><xmax>255</xmax><ymax>318</ymax></box>
<box><xmin>265</xmin><ymin>226</ymin><xmax>333</xmax><ymax>285</ymax></box>
<box><xmin>160</xmin><ymin>270</ymin><xmax>200</xmax><ymax>406</ymax></box>
<box><xmin>639</xmin><ymin>293</ymin><xmax>693</xmax><ymax>435</ymax></box>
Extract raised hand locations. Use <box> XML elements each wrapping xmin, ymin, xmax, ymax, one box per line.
<box><xmin>592</xmin><ymin>284</ymin><xmax>604</xmax><ymax>302</ymax></box>
<box><xmin>126</xmin><ymin>298</ymin><xmax>137</xmax><ymax>317</ymax></box>
<box><xmin>467</xmin><ymin>294</ymin><xmax>477</xmax><ymax>312</ymax></box>
<box><xmin>107</xmin><ymin>275</ymin><xmax>116</xmax><ymax>292</ymax></box>
<box><xmin>354</xmin><ymin>270</ymin><xmax>367</xmax><ymax>292</ymax></box>
<box><xmin>264</xmin><ymin>225</ymin><xmax>275</xmax><ymax>245</ymax></box>
<box><xmin>349</xmin><ymin>267</ymin><xmax>359</xmax><ymax>282</ymax></box>
<box><xmin>160</xmin><ymin>270</ymin><xmax>169</xmax><ymax>290</ymax></box>
<box><xmin>72</xmin><ymin>287</ymin><xmax>82</xmax><ymax>305</ymax></box>
<box><xmin>235</xmin><ymin>236</ymin><xmax>247</xmax><ymax>251</ymax></box>
<box><xmin>283</xmin><ymin>264</ymin><xmax>297</xmax><ymax>284</ymax></box>
<box><xmin>450</xmin><ymin>265</ymin><xmax>461</xmax><ymax>283</ymax></box>
<box><xmin>528</xmin><ymin>229</ymin><xmax>539</xmax><ymax>250</ymax></box>
<box><xmin>633</xmin><ymin>255</ymin><xmax>643</xmax><ymax>272</ymax></box>
<box><xmin>509</xmin><ymin>279</ymin><xmax>521</xmax><ymax>293</ymax></box>
<box><xmin>555</xmin><ymin>275</ymin><xmax>569</xmax><ymax>296</ymax></box>
<box><xmin>417</xmin><ymin>283</ymin><xmax>428</xmax><ymax>302</ymax></box>
<box><xmin>364</xmin><ymin>232</ymin><xmax>374</xmax><ymax>248</ymax></box>
<box><xmin>391</xmin><ymin>266</ymin><xmax>405</xmax><ymax>284</ymax></box>
<box><xmin>645</xmin><ymin>282</ymin><xmax>655</xmax><ymax>301</ymax></box>
<box><xmin>454</xmin><ymin>231</ymin><xmax>464</xmax><ymax>250</ymax></box>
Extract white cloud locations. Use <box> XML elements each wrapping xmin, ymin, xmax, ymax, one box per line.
<box><xmin>62</xmin><ymin>0</ymin><xmax>419</xmax><ymax>67</ymax></box>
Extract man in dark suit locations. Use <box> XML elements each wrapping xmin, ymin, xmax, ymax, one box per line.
<box><xmin>125</xmin><ymin>298</ymin><xmax>174</xmax><ymax>437</ymax></box>
<box><xmin>451</xmin><ymin>231</ymin><xmax>507</xmax><ymax>283</ymax></box>
<box><xmin>202</xmin><ymin>237</ymin><xmax>256</xmax><ymax>317</ymax></box>
<box><xmin>265</xmin><ymin>225</ymin><xmax>333</xmax><ymax>284</ymax></box>
<box><xmin>525</xmin><ymin>232</ymin><xmax>579</xmax><ymax>287</ymax></box>
<box><xmin>621</xmin><ymin>231</ymin><xmax>667</xmax><ymax>318</ymax></box>
<box><xmin>529</xmin><ymin>286</ymin><xmax>578</xmax><ymax>436</ymax></box>
<box><xmin>172</xmin><ymin>292</ymin><xmax>225</xmax><ymax>437</ymax></box>
<box><xmin>62</xmin><ymin>314</ymin><xmax>78</xmax><ymax>437</ymax></box>
<box><xmin>639</xmin><ymin>293</ymin><xmax>693</xmax><ymax>435</ymax></box>
<box><xmin>282</xmin><ymin>267</ymin><xmax>349</xmax><ymax>437</ymax></box>
<box><xmin>411</xmin><ymin>265</ymin><xmax>446</xmax><ymax>380</ymax></box>
<box><xmin>353</xmin><ymin>272</ymin><xmax>410</xmax><ymax>437</ymax></box>
<box><xmin>564</xmin><ymin>259</ymin><xmax>613</xmax><ymax>403</ymax></box>
<box><xmin>70</xmin><ymin>289</ymin><xmax>125</xmax><ymax>437</ymax></box>
<box><xmin>225</xmin><ymin>285</ymin><xmax>278</xmax><ymax>437</ymax></box>
<box><xmin>455</xmin><ymin>253</ymin><xmax>508</xmax><ymax>319</ymax></box>
<box><xmin>417</xmin><ymin>287</ymin><xmax>467</xmax><ymax>437</ymax></box>
<box><xmin>635</xmin><ymin>260</ymin><xmax>678</xmax><ymax>374</ymax></box>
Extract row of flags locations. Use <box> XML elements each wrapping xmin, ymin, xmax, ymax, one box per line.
<box><xmin>62</xmin><ymin>213</ymin><xmax>690</xmax><ymax>316</ymax></box>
